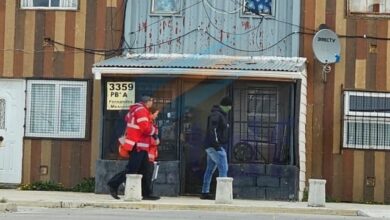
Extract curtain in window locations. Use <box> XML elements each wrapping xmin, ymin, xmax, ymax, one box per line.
<box><xmin>60</xmin><ymin>87</ymin><xmax>81</xmax><ymax>132</ymax></box>
<box><xmin>22</xmin><ymin>0</ymin><xmax>77</xmax><ymax>8</ymax></box>
<box><xmin>60</xmin><ymin>0</ymin><xmax>77</xmax><ymax>8</ymax></box>
<box><xmin>22</xmin><ymin>0</ymin><xmax>33</xmax><ymax>7</ymax></box>
<box><xmin>30</xmin><ymin>84</ymin><xmax>55</xmax><ymax>133</ymax></box>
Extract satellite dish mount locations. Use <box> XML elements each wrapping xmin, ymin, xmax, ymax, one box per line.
<box><xmin>312</xmin><ymin>25</ymin><xmax>341</xmax><ymax>82</ymax></box>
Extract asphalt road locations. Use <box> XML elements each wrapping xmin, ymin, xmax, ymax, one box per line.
<box><xmin>0</xmin><ymin>207</ymin><xmax>383</xmax><ymax>220</ymax></box>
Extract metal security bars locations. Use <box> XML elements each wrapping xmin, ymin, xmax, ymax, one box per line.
<box><xmin>343</xmin><ymin>91</ymin><xmax>390</xmax><ymax>150</ymax></box>
<box><xmin>232</xmin><ymin>85</ymin><xmax>293</xmax><ymax>164</ymax></box>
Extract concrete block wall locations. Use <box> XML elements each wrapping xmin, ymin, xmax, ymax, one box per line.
<box><xmin>95</xmin><ymin>160</ymin><xmax>299</xmax><ymax>200</ymax></box>
<box><xmin>95</xmin><ymin>160</ymin><xmax>180</xmax><ymax>197</ymax></box>
<box><xmin>230</xmin><ymin>164</ymin><xmax>299</xmax><ymax>200</ymax></box>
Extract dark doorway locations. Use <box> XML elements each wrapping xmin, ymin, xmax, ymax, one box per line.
<box><xmin>180</xmin><ymin>79</ymin><xmax>231</xmax><ymax>195</ymax></box>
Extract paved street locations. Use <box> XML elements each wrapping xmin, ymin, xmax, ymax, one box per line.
<box><xmin>1</xmin><ymin>190</ymin><xmax>390</xmax><ymax>218</ymax></box>
<box><xmin>0</xmin><ymin>207</ymin><xmax>385</xmax><ymax>220</ymax></box>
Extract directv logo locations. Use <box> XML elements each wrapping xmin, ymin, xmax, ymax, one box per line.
<box><xmin>317</xmin><ymin>37</ymin><xmax>336</xmax><ymax>43</ymax></box>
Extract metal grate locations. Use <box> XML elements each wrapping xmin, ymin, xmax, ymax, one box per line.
<box><xmin>343</xmin><ymin>91</ymin><xmax>390</xmax><ymax>150</ymax></box>
<box><xmin>0</xmin><ymin>99</ymin><xmax>5</xmax><ymax>129</ymax></box>
<box><xmin>232</xmin><ymin>86</ymin><xmax>292</xmax><ymax>164</ymax></box>
<box><xmin>137</xmin><ymin>80</ymin><xmax>178</xmax><ymax>161</ymax></box>
<box><xmin>102</xmin><ymin>78</ymin><xmax>179</xmax><ymax>160</ymax></box>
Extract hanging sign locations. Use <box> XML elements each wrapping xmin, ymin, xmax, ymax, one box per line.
<box><xmin>106</xmin><ymin>82</ymin><xmax>135</xmax><ymax>110</ymax></box>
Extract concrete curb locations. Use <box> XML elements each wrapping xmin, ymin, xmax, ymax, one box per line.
<box><xmin>0</xmin><ymin>203</ymin><xmax>17</xmax><ymax>212</ymax></box>
<box><xmin>9</xmin><ymin>200</ymin><xmax>360</xmax><ymax>216</ymax></box>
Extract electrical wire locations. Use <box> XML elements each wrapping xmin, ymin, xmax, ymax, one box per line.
<box><xmin>34</xmin><ymin>0</ymin><xmax>390</xmax><ymax>56</ymax></box>
<box><xmin>203</xmin><ymin>0</ymin><xmax>243</xmax><ymax>15</ymax></box>
<box><xmin>204</xmin><ymin>30</ymin><xmax>303</xmax><ymax>52</ymax></box>
<box><xmin>129</xmin><ymin>28</ymin><xmax>199</xmax><ymax>50</ymax></box>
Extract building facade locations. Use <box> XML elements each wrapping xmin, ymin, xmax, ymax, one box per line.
<box><xmin>93</xmin><ymin>0</ymin><xmax>307</xmax><ymax>200</ymax></box>
<box><xmin>301</xmin><ymin>0</ymin><xmax>390</xmax><ymax>203</ymax></box>
<box><xmin>2</xmin><ymin>0</ymin><xmax>390</xmax><ymax>203</ymax></box>
<box><xmin>0</xmin><ymin>0</ymin><xmax>125</xmax><ymax>188</ymax></box>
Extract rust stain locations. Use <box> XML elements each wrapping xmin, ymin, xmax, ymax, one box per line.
<box><xmin>242</xmin><ymin>21</ymin><xmax>251</xmax><ymax>30</ymax></box>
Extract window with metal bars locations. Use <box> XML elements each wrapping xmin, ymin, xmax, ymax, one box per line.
<box><xmin>232</xmin><ymin>84</ymin><xmax>293</xmax><ymax>164</ymax></box>
<box><xmin>25</xmin><ymin>80</ymin><xmax>88</xmax><ymax>139</ymax></box>
<box><xmin>343</xmin><ymin>91</ymin><xmax>390</xmax><ymax>150</ymax></box>
<box><xmin>21</xmin><ymin>0</ymin><xmax>78</xmax><ymax>10</ymax></box>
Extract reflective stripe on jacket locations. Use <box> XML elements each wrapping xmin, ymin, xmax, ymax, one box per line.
<box><xmin>122</xmin><ymin>103</ymin><xmax>157</xmax><ymax>151</ymax></box>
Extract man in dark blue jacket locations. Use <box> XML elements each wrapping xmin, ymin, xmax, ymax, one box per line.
<box><xmin>200</xmin><ymin>96</ymin><xmax>232</xmax><ymax>200</ymax></box>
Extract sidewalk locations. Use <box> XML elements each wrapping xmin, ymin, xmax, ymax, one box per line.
<box><xmin>1</xmin><ymin>189</ymin><xmax>389</xmax><ymax>218</ymax></box>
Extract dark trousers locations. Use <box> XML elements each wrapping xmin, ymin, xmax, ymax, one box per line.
<box><xmin>107</xmin><ymin>150</ymin><xmax>154</xmax><ymax>196</ymax></box>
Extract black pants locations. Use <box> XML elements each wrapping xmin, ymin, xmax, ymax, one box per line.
<box><xmin>107</xmin><ymin>150</ymin><xmax>154</xmax><ymax>197</ymax></box>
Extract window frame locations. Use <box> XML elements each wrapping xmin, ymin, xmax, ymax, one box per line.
<box><xmin>20</xmin><ymin>0</ymin><xmax>78</xmax><ymax>11</ymax></box>
<box><xmin>150</xmin><ymin>0</ymin><xmax>183</xmax><ymax>16</ymax></box>
<box><xmin>25</xmin><ymin>80</ymin><xmax>88</xmax><ymax>139</ymax></box>
<box><xmin>346</xmin><ymin>0</ymin><xmax>390</xmax><ymax>18</ymax></box>
<box><xmin>240</xmin><ymin>0</ymin><xmax>275</xmax><ymax>18</ymax></box>
<box><xmin>343</xmin><ymin>90</ymin><xmax>390</xmax><ymax>150</ymax></box>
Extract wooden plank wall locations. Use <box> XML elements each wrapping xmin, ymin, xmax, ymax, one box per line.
<box><xmin>302</xmin><ymin>0</ymin><xmax>390</xmax><ymax>203</ymax></box>
<box><xmin>0</xmin><ymin>0</ymin><xmax>124</xmax><ymax>188</ymax></box>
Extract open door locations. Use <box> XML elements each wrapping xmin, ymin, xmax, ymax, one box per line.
<box><xmin>0</xmin><ymin>79</ymin><xmax>25</xmax><ymax>184</ymax></box>
<box><xmin>180</xmin><ymin>79</ymin><xmax>230</xmax><ymax>195</ymax></box>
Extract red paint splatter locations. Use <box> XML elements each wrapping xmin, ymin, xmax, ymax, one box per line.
<box><xmin>142</xmin><ymin>21</ymin><xmax>148</xmax><ymax>32</ymax></box>
<box><xmin>242</xmin><ymin>21</ymin><xmax>251</xmax><ymax>30</ymax></box>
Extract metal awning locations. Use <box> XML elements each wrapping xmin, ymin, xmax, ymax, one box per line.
<box><xmin>92</xmin><ymin>54</ymin><xmax>307</xmax><ymax>80</ymax></box>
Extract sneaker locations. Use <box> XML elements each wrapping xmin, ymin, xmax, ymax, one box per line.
<box><xmin>200</xmin><ymin>193</ymin><xmax>214</xmax><ymax>200</ymax></box>
<box><xmin>143</xmin><ymin>195</ymin><xmax>160</xmax><ymax>200</ymax></box>
<box><xmin>108</xmin><ymin>186</ymin><xmax>120</xmax><ymax>200</ymax></box>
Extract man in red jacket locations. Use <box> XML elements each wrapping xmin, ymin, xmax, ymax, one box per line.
<box><xmin>107</xmin><ymin>95</ymin><xmax>160</xmax><ymax>200</ymax></box>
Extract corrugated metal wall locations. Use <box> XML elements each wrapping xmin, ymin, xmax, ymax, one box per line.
<box><xmin>124</xmin><ymin>0</ymin><xmax>300</xmax><ymax>57</ymax></box>
<box><xmin>302</xmin><ymin>0</ymin><xmax>390</xmax><ymax>203</ymax></box>
<box><xmin>0</xmin><ymin>0</ymin><xmax>125</xmax><ymax>187</ymax></box>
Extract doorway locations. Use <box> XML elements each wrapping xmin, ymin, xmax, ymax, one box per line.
<box><xmin>180</xmin><ymin>79</ymin><xmax>231</xmax><ymax>195</ymax></box>
<box><xmin>0</xmin><ymin>79</ymin><xmax>25</xmax><ymax>184</ymax></box>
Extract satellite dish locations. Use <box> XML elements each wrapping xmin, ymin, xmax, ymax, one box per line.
<box><xmin>312</xmin><ymin>28</ymin><xmax>341</xmax><ymax>64</ymax></box>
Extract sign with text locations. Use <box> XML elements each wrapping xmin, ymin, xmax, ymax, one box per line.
<box><xmin>106</xmin><ymin>82</ymin><xmax>135</xmax><ymax>110</ymax></box>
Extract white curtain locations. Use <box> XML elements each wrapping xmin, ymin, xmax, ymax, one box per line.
<box><xmin>22</xmin><ymin>0</ymin><xmax>34</xmax><ymax>7</ymax></box>
<box><xmin>60</xmin><ymin>0</ymin><xmax>77</xmax><ymax>8</ymax></box>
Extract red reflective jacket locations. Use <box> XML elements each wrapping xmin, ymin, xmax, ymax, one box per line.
<box><xmin>121</xmin><ymin>103</ymin><xmax>157</xmax><ymax>152</ymax></box>
<box><xmin>139</xmin><ymin>123</ymin><xmax>159</xmax><ymax>162</ymax></box>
